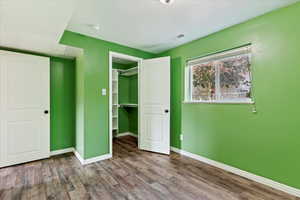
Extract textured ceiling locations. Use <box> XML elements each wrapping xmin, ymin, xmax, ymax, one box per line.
<box><xmin>0</xmin><ymin>0</ymin><xmax>82</xmax><ymax>58</ymax></box>
<box><xmin>67</xmin><ymin>0</ymin><xmax>300</xmax><ymax>53</ymax></box>
<box><xmin>1</xmin><ymin>0</ymin><xmax>299</xmax><ymax>56</ymax></box>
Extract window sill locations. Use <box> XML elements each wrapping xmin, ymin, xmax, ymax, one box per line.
<box><xmin>183</xmin><ymin>100</ymin><xmax>254</xmax><ymax>105</ymax></box>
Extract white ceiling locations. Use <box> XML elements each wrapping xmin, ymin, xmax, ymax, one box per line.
<box><xmin>0</xmin><ymin>0</ymin><xmax>299</xmax><ymax>56</ymax></box>
<box><xmin>67</xmin><ymin>0</ymin><xmax>299</xmax><ymax>53</ymax></box>
<box><xmin>0</xmin><ymin>0</ymin><xmax>82</xmax><ymax>58</ymax></box>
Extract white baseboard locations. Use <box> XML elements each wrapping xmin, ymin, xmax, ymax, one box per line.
<box><xmin>171</xmin><ymin>147</ymin><xmax>300</xmax><ymax>198</ymax></box>
<box><xmin>74</xmin><ymin>150</ymin><xmax>112</xmax><ymax>165</ymax></box>
<box><xmin>115</xmin><ymin>132</ymin><xmax>138</xmax><ymax>138</ymax></box>
<box><xmin>74</xmin><ymin>150</ymin><xmax>85</xmax><ymax>164</ymax></box>
<box><xmin>51</xmin><ymin>147</ymin><xmax>111</xmax><ymax>165</ymax></box>
<box><xmin>83</xmin><ymin>154</ymin><xmax>112</xmax><ymax>165</ymax></box>
<box><xmin>50</xmin><ymin>147</ymin><xmax>75</xmax><ymax>156</ymax></box>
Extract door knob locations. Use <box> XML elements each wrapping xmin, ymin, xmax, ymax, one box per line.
<box><xmin>44</xmin><ymin>110</ymin><xmax>49</xmax><ymax>114</ymax></box>
<box><xmin>165</xmin><ymin>109</ymin><xmax>169</xmax><ymax>113</ymax></box>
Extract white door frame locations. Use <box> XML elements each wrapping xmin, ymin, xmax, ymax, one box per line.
<box><xmin>108</xmin><ymin>51</ymin><xmax>143</xmax><ymax>156</ymax></box>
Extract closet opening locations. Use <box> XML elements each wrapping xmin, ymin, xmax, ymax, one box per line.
<box><xmin>109</xmin><ymin>52</ymin><xmax>143</xmax><ymax>157</ymax></box>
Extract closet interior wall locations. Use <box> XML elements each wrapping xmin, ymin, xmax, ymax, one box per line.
<box><xmin>112</xmin><ymin>62</ymin><xmax>138</xmax><ymax>137</ymax></box>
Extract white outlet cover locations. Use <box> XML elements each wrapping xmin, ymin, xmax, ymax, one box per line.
<box><xmin>102</xmin><ymin>88</ymin><xmax>107</xmax><ymax>96</ymax></box>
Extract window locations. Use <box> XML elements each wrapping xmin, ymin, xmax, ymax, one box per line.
<box><xmin>185</xmin><ymin>45</ymin><xmax>253</xmax><ymax>103</ymax></box>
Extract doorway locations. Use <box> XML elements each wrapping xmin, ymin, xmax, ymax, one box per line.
<box><xmin>109</xmin><ymin>52</ymin><xmax>171</xmax><ymax>157</ymax></box>
<box><xmin>109</xmin><ymin>52</ymin><xmax>142</xmax><ymax>156</ymax></box>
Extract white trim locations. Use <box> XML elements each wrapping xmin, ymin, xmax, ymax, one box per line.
<box><xmin>187</xmin><ymin>45</ymin><xmax>251</xmax><ymax>66</ymax></box>
<box><xmin>183</xmin><ymin>100</ymin><xmax>255</xmax><ymax>105</ymax></box>
<box><xmin>74</xmin><ymin>150</ymin><xmax>112</xmax><ymax>165</ymax></box>
<box><xmin>171</xmin><ymin>147</ymin><xmax>300</xmax><ymax>198</ymax></box>
<box><xmin>138</xmin><ymin>59</ymin><xmax>141</xmax><ymax>150</ymax></box>
<box><xmin>115</xmin><ymin>132</ymin><xmax>138</xmax><ymax>138</ymax></box>
<box><xmin>52</xmin><ymin>148</ymin><xmax>112</xmax><ymax>165</ymax></box>
<box><xmin>50</xmin><ymin>147</ymin><xmax>75</xmax><ymax>156</ymax></box>
<box><xmin>109</xmin><ymin>51</ymin><xmax>143</xmax><ymax>158</ymax></box>
<box><xmin>82</xmin><ymin>154</ymin><xmax>112</xmax><ymax>165</ymax></box>
<box><xmin>74</xmin><ymin>150</ymin><xmax>85</xmax><ymax>164</ymax></box>
<box><xmin>109</xmin><ymin>53</ymin><xmax>113</xmax><ymax>156</ymax></box>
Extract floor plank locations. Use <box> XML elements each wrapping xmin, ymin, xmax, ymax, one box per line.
<box><xmin>0</xmin><ymin>135</ymin><xmax>299</xmax><ymax>200</ymax></box>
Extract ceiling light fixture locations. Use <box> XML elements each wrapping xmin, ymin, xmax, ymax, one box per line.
<box><xmin>92</xmin><ymin>24</ymin><xmax>100</xmax><ymax>31</ymax></box>
<box><xmin>177</xmin><ymin>34</ymin><xmax>185</xmax><ymax>39</ymax></box>
<box><xmin>87</xmin><ymin>24</ymin><xmax>101</xmax><ymax>32</ymax></box>
<box><xmin>160</xmin><ymin>0</ymin><xmax>174</xmax><ymax>5</ymax></box>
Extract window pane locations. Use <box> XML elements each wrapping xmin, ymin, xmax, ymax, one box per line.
<box><xmin>218</xmin><ymin>54</ymin><xmax>251</xmax><ymax>102</ymax></box>
<box><xmin>192</xmin><ymin>62</ymin><xmax>216</xmax><ymax>101</ymax></box>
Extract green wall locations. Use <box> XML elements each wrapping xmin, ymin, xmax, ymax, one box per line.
<box><xmin>118</xmin><ymin>75</ymin><xmax>138</xmax><ymax>135</ymax></box>
<box><xmin>128</xmin><ymin>108</ymin><xmax>138</xmax><ymax>135</ymax></box>
<box><xmin>119</xmin><ymin>76</ymin><xmax>131</xmax><ymax>104</ymax></box>
<box><xmin>159</xmin><ymin>2</ymin><xmax>300</xmax><ymax>189</ymax></box>
<box><xmin>60</xmin><ymin>31</ymin><xmax>155</xmax><ymax>159</ymax></box>
<box><xmin>50</xmin><ymin>57</ymin><xmax>76</xmax><ymax>151</ymax></box>
<box><xmin>169</xmin><ymin>57</ymin><xmax>182</xmax><ymax>149</ymax></box>
<box><xmin>128</xmin><ymin>75</ymin><xmax>138</xmax><ymax>134</ymax></box>
<box><xmin>118</xmin><ymin>107</ymin><xmax>130</xmax><ymax>133</ymax></box>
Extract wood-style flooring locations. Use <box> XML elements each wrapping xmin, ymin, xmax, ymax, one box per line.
<box><xmin>0</xmin><ymin>135</ymin><xmax>299</xmax><ymax>200</ymax></box>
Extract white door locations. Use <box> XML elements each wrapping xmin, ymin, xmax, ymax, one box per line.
<box><xmin>139</xmin><ymin>56</ymin><xmax>170</xmax><ymax>154</ymax></box>
<box><xmin>0</xmin><ymin>51</ymin><xmax>50</xmax><ymax>168</ymax></box>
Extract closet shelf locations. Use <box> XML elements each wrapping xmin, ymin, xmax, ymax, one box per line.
<box><xmin>120</xmin><ymin>67</ymin><xmax>138</xmax><ymax>76</ymax></box>
<box><xmin>119</xmin><ymin>103</ymin><xmax>138</xmax><ymax>108</ymax></box>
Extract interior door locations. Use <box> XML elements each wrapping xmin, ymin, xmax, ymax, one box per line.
<box><xmin>139</xmin><ymin>56</ymin><xmax>170</xmax><ymax>154</ymax></box>
<box><xmin>0</xmin><ymin>51</ymin><xmax>50</xmax><ymax>168</ymax></box>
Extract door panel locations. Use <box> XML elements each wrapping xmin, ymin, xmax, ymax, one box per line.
<box><xmin>139</xmin><ymin>57</ymin><xmax>170</xmax><ymax>154</ymax></box>
<box><xmin>6</xmin><ymin>60</ymin><xmax>44</xmax><ymax>109</ymax></box>
<box><xmin>0</xmin><ymin>51</ymin><xmax>50</xmax><ymax>168</ymax></box>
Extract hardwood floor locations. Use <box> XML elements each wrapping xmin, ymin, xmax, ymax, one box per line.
<box><xmin>0</xmin><ymin>135</ymin><xmax>299</xmax><ymax>200</ymax></box>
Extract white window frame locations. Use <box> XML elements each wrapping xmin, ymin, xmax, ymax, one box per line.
<box><xmin>184</xmin><ymin>45</ymin><xmax>254</xmax><ymax>104</ymax></box>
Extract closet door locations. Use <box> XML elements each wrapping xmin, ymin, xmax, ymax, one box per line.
<box><xmin>0</xmin><ymin>51</ymin><xmax>50</xmax><ymax>168</ymax></box>
<box><xmin>139</xmin><ymin>56</ymin><xmax>170</xmax><ymax>154</ymax></box>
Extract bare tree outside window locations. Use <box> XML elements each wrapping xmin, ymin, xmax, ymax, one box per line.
<box><xmin>187</xmin><ymin>46</ymin><xmax>252</xmax><ymax>103</ymax></box>
<box><xmin>218</xmin><ymin>54</ymin><xmax>251</xmax><ymax>101</ymax></box>
<box><xmin>192</xmin><ymin>62</ymin><xmax>216</xmax><ymax>101</ymax></box>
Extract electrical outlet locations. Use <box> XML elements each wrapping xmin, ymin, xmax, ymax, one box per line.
<box><xmin>180</xmin><ymin>134</ymin><xmax>183</xmax><ymax>141</ymax></box>
<box><xmin>101</xmin><ymin>88</ymin><xmax>107</xmax><ymax>96</ymax></box>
